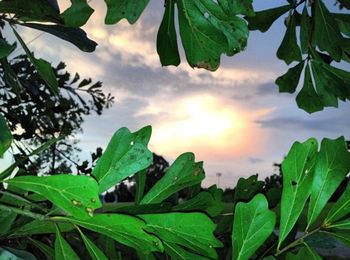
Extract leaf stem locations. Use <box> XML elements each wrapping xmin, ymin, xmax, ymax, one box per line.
<box><xmin>275</xmin><ymin>227</ymin><xmax>321</xmax><ymax>256</ymax></box>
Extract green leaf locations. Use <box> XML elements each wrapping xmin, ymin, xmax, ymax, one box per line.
<box><xmin>172</xmin><ymin>185</ymin><xmax>223</xmax><ymax>217</ymax></box>
<box><xmin>333</xmin><ymin>13</ymin><xmax>350</xmax><ymax>37</ymax></box>
<box><xmin>300</xmin><ymin>7</ymin><xmax>311</xmax><ymax>54</ymax></box>
<box><xmin>62</xmin><ymin>0</ymin><xmax>94</xmax><ymax>27</ymax></box>
<box><xmin>277</xmin><ymin>13</ymin><xmax>302</xmax><ymax>65</ymax></box>
<box><xmin>157</xmin><ymin>0</ymin><xmax>180</xmax><ymax>66</ymax></box>
<box><xmin>296</xmin><ymin>63</ymin><xmax>323</xmax><ymax>113</ymax></box>
<box><xmin>135</xmin><ymin>169</ymin><xmax>147</xmax><ymax>205</ymax></box>
<box><xmin>9</xmin><ymin>219</ymin><xmax>73</xmax><ymax>238</ymax></box>
<box><xmin>246</xmin><ymin>5</ymin><xmax>292</xmax><ymax>32</ymax></box>
<box><xmin>12</xmin><ymin>28</ymin><xmax>59</xmax><ymax>95</ymax></box>
<box><xmin>278</xmin><ymin>138</ymin><xmax>318</xmax><ymax>247</ymax></box>
<box><xmin>232</xmin><ymin>194</ymin><xmax>276</xmax><ymax>260</ymax></box>
<box><xmin>0</xmin><ymin>114</ymin><xmax>12</xmax><ymax>158</ymax></box>
<box><xmin>0</xmin><ymin>0</ymin><xmax>61</xmax><ymax>23</ymax></box>
<box><xmin>22</xmin><ymin>23</ymin><xmax>97</xmax><ymax>52</ymax></box>
<box><xmin>28</xmin><ymin>238</ymin><xmax>55</xmax><ymax>260</ymax></box>
<box><xmin>5</xmin><ymin>175</ymin><xmax>102</xmax><ymax>219</ymax></box>
<box><xmin>0</xmin><ymin>210</ymin><xmax>16</xmax><ymax>236</ymax></box>
<box><xmin>230</xmin><ymin>0</ymin><xmax>254</xmax><ymax>17</ymax></box>
<box><xmin>77</xmin><ymin>228</ymin><xmax>108</xmax><ymax>260</ymax></box>
<box><xmin>314</xmin><ymin>0</ymin><xmax>343</xmax><ymax>61</ymax></box>
<box><xmin>93</xmin><ymin>127</ymin><xmax>152</xmax><ymax>193</ymax></box>
<box><xmin>96</xmin><ymin>236</ymin><xmax>119</xmax><ymax>259</ymax></box>
<box><xmin>307</xmin><ymin>137</ymin><xmax>350</xmax><ymax>228</ymax></box>
<box><xmin>285</xmin><ymin>244</ymin><xmax>322</xmax><ymax>260</ymax></box>
<box><xmin>163</xmin><ymin>241</ymin><xmax>208</xmax><ymax>260</ymax></box>
<box><xmin>55</xmin><ymin>226</ymin><xmax>80</xmax><ymax>260</ymax></box>
<box><xmin>322</xmin><ymin>230</ymin><xmax>350</xmax><ymax>248</ymax></box>
<box><xmin>0</xmin><ymin>247</ymin><xmax>36</xmax><ymax>260</ymax></box>
<box><xmin>328</xmin><ymin>218</ymin><xmax>350</xmax><ymax>230</ymax></box>
<box><xmin>276</xmin><ymin>61</ymin><xmax>304</xmax><ymax>94</ymax></box>
<box><xmin>104</xmin><ymin>0</ymin><xmax>150</xmax><ymax>24</ymax></box>
<box><xmin>60</xmin><ymin>214</ymin><xmax>163</xmax><ymax>253</ymax></box>
<box><xmin>176</xmin><ymin>0</ymin><xmax>248</xmax><ymax>71</ymax></box>
<box><xmin>141</xmin><ymin>153</ymin><xmax>204</xmax><ymax>204</ymax></box>
<box><xmin>139</xmin><ymin>212</ymin><xmax>222</xmax><ymax>258</ymax></box>
<box><xmin>326</xmin><ymin>182</ymin><xmax>350</xmax><ymax>225</ymax></box>
<box><xmin>0</xmin><ymin>39</ymin><xmax>16</xmax><ymax>59</ymax></box>
<box><xmin>234</xmin><ymin>174</ymin><xmax>264</xmax><ymax>202</ymax></box>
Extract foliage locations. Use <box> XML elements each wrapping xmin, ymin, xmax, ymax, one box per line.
<box><xmin>0</xmin><ymin>0</ymin><xmax>350</xmax><ymax>259</ymax></box>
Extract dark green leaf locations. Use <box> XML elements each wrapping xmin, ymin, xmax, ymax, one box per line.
<box><xmin>139</xmin><ymin>212</ymin><xmax>222</xmax><ymax>258</ymax></box>
<box><xmin>97</xmin><ymin>236</ymin><xmax>119</xmax><ymax>259</ymax></box>
<box><xmin>93</xmin><ymin>127</ymin><xmax>153</xmax><ymax>193</ymax></box>
<box><xmin>278</xmin><ymin>138</ymin><xmax>318</xmax><ymax>247</ymax></box>
<box><xmin>157</xmin><ymin>0</ymin><xmax>180</xmax><ymax>66</ymax></box>
<box><xmin>300</xmin><ymin>7</ymin><xmax>311</xmax><ymax>54</ymax></box>
<box><xmin>77</xmin><ymin>228</ymin><xmax>108</xmax><ymax>260</ymax></box>
<box><xmin>277</xmin><ymin>13</ymin><xmax>302</xmax><ymax>65</ymax></box>
<box><xmin>323</xmin><ymin>230</ymin><xmax>350</xmax><ymax>248</ymax></box>
<box><xmin>5</xmin><ymin>175</ymin><xmax>102</xmax><ymax>219</ymax></box>
<box><xmin>9</xmin><ymin>219</ymin><xmax>73</xmax><ymax>238</ymax></box>
<box><xmin>296</xmin><ymin>63</ymin><xmax>323</xmax><ymax>113</ymax></box>
<box><xmin>276</xmin><ymin>61</ymin><xmax>304</xmax><ymax>93</ymax></box>
<box><xmin>141</xmin><ymin>153</ymin><xmax>204</xmax><ymax>204</ymax></box>
<box><xmin>234</xmin><ymin>174</ymin><xmax>264</xmax><ymax>202</ymax></box>
<box><xmin>22</xmin><ymin>23</ymin><xmax>97</xmax><ymax>52</ymax></box>
<box><xmin>12</xmin><ymin>28</ymin><xmax>59</xmax><ymax>95</ymax></box>
<box><xmin>62</xmin><ymin>0</ymin><xmax>94</xmax><ymax>27</ymax></box>
<box><xmin>177</xmin><ymin>0</ymin><xmax>248</xmax><ymax>71</ymax></box>
<box><xmin>328</xmin><ymin>218</ymin><xmax>350</xmax><ymax>230</ymax></box>
<box><xmin>0</xmin><ymin>210</ymin><xmax>16</xmax><ymax>236</ymax></box>
<box><xmin>232</xmin><ymin>194</ymin><xmax>276</xmax><ymax>260</ymax></box>
<box><xmin>0</xmin><ymin>0</ymin><xmax>61</xmax><ymax>23</ymax></box>
<box><xmin>0</xmin><ymin>114</ymin><xmax>12</xmax><ymax>158</ymax></box>
<box><xmin>314</xmin><ymin>0</ymin><xmax>343</xmax><ymax>61</ymax></box>
<box><xmin>285</xmin><ymin>244</ymin><xmax>322</xmax><ymax>260</ymax></box>
<box><xmin>246</xmin><ymin>5</ymin><xmax>292</xmax><ymax>32</ymax></box>
<box><xmin>231</xmin><ymin>0</ymin><xmax>254</xmax><ymax>17</ymax></box>
<box><xmin>60</xmin><ymin>214</ymin><xmax>163</xmax><ymax>253</ymax></box>
<box><xmin>326</xmin><ymin>182</ymin><xmax>350</xmax><ymax>225</ymax></box>
<box><xmin>55</xmin><ymin>226</ymin><xmax>79</xmax><ymax>260</ymax></box>
<box><xmin>0</xmin><ymin>247</ymin><xmax>36</xmax><ymax>260</ymax></box>
<box><xmin>104</xmin><ymin>0</ymin><xmax>150</xmax><ymax>24</ymax></box>
<box><xmin>0</xmin><ymin>39</ymin><xmax>16</xmax><ymax>59</ymax></box>
<box><xmin>163</xmin><ymin>241</ymin><xmax>207</xmax><ymax>260</ymax></box>
<box><xmin>334</xmin><ymin>13</ymin><xmax>350</xmax><ymax>37</ymax></box>
<box><xmin>307</xmin><ymin>137</ymin><xmax>350</xmax><ymax>228</ymax></box>
<box><xmin>28</xmin><ymin>238</ymin><xmax>55</xmax><ymax>260</ymax></box>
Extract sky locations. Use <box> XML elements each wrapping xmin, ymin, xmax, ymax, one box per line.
<box><xmin>5</xmin><ymin>0</ymin><xmax>350</xmax><ymax>187</ymax></box>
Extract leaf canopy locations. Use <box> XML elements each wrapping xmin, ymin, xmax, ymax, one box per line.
<box><xmin>0</xmin><ymin>114</ymin><xmax>12</xmax><ymax>158</ymax></box>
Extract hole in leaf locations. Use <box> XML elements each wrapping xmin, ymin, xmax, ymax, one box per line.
<box><xmin>291</xmin><ymin>181</ymin><xmax>297</xmax><ymax>186</ymax></box>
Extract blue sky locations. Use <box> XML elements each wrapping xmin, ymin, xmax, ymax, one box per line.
<box><xmin>7</xmin><ymin>0</ymin><xmax>350</xmax><ymax>187</ymax></box>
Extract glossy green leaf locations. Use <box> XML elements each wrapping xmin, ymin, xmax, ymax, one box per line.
<box><xmin>278</xmin><ymin>138</ymin><xmax>318</xmax><ymax>247</ymax></box>
<box><xmin>5</xmin><ymin>175</ymin><xmax>101</xmax><ymax>219</ymax></box>
<box><xmin>141</xmin><ymin>153</ymin><xmax>204</xmax><ymax>204</ymax></box>
<box><xmin>285</xmin><ymin>244</ymin><xmax>322</xmax><ymax>260</ymax></box>
<box><xmin>307</xmin><ymin>137</ymin><xmax>350</xmax><ymax>228</ymax></box>
<box><xmin>55</xmin><ymin>226</ymin><xmax>79</xmax><ymax>260</ymax></box>
<box><xmin>0</xmin><ymin>0</ymin><xmax>61</xmax><ymax>23</ymax></box>
<box><xmin>77</xmin><ymin>228</ymin><xmax>108</xmax><ymax>260</ymax></box>
<box><xmin>9</xmin><ymin>219</ymin><xmax>73</xmax><ymax>238</ymax></box>
<box><xmin>0</xmin><ymin>39</ymin><xmax>16</xmax><ymax>59</ymax></box>
<box><xmin>334</xmin><ymin>13</ymin><xmax>350</xmax><ymax>37</ymax></box>
<box><xmin>326</xmin><ymin>182</ymin><xmax>350</xmax><ymax>225</ymax></box>
<box><xmin>163</xmin><ymin>241</ymin><xmax>207</xmax><ymax>260</ymax></box>
<box><xmin>62</xmin><ymin>0</ymin><xmax>94</xmax><ymax>27</ymax></box>
<box><xmin>234</xmin><ymin>174</ymin><xmax>264</xmax><ymax>202</ymax></box>
<box><xmin>300</xmin><ymin>7</ymin><xmax>311</xmax><ymax>54</ymax></box>
<box><xmin>177</xmin><ymin>0</ymin><xmax>248</xmax><ymax>71</ymax></box>
<box><xmin>157</xmin><ymin>0</ymin><xmax>180</xmax><ymax>66</ymax></box>
<box><xmin>0</xmin><ymin>114</ymin><xmax>12</xmax><ymax>158</ymax></box>
<box><xmin>296</xmin><ymin>63</ymin><xmax>323</xmax><ymax>113</ymax></box>
<box><xmin>104</xmin><ymin>0</ymin><xmax>150</xmax><ymax>24</ymax></box>
<box><xmin>12</xmin><ymin>28</ymin><xmax>59</xmax><ymax>95</ymax></box>
<box><xmin>60</xmin><ymin>214</ymin><xmax>163</xmax><ymax>253</ymax></box>
<box><xmin>232</xmin><ymin>194</ymin><xmax>276</xmax><ymax>260</ymax></box>
<box><xmin>276</xmin><ymin>61</ymin><xmax>304</xmax><ymax>94</ymax></box>
<box><xmin>277</xmin><ymin>13</ymin><xmax>302</xmax><ymax>65</ymax></box>
<box><xmin>172</xmin><ymin>185</ymin><xmax>223</xmax><ymax>217</ymax></box>
<box><xmin>139</xmin><ymin>212</ymin><xmax>222</xmax><ymax>258</ymax></box>
<box><xmin>246</xmin><ymin>5</ymin><xmax>291</xmax><ymax>32</ymax></box>
<box><xmin>314</xmin><ymin>0</ymin><xmax>343</xmax><ymax>61</ymax></box>
<box><xmin>22</xmin><ymin>23</ymin><xmax>97</xmax><ymax>52</ymax></box>
<box><xmin>93</xmin><ymin>127</ymin><xmax>153</xmax><ymax>193</ymax></box>
<box><xmin>28</xmin><ymin>238</ymin><xmax>55</xmax><ymax>260</ymax></box>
